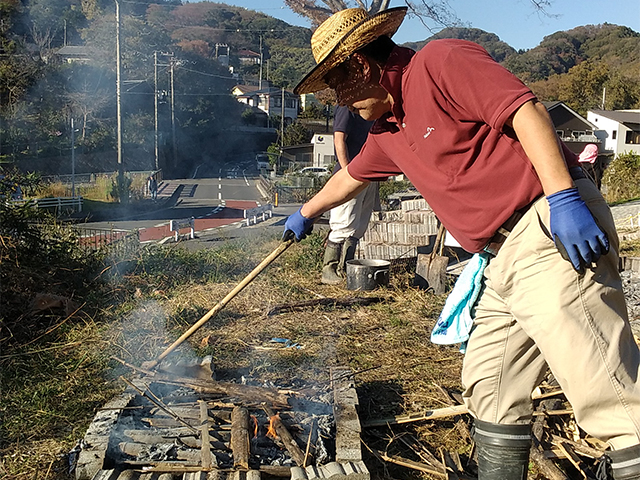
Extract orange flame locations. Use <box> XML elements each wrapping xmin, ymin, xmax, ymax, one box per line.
<box><xmin>251</xmin><ymin>415</ymin><xmax>258</xmax><ymax>438</ymax></box>
<box><xmin>266</xmin><ymin>413</ymin><xmax>279</xmax><ymax>439</ymax></box>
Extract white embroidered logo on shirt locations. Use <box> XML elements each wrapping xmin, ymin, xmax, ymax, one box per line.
<box><xmin>424</xmin><ymin>127</ymin><xmax>435</xmax><ymax>138</ymax></box>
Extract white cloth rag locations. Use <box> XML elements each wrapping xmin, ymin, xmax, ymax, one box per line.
<box><xmin>430</xmin><ymin>252</ymin><xmax>490</xmax><ymax>353</ymax></box>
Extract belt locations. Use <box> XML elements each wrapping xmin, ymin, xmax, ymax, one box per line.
<box><xmin>483</xmin><ymin>166</ymin><xmax>587</xmax><ymax>256</ymax></box>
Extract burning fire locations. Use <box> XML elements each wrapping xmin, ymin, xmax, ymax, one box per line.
<box><xmin>251</xmin><ymin>414</ymin><xmax>258</xmax><ymax>438</ymax></box>
<box><xmin>266</xmin><ymin>413</ymin><xmax>280</xmax><ymax>439</ymax></box>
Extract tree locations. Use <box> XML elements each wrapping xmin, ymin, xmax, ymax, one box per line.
<box><xmin>558</xmin><ymin>60</ymin><xmax>609</xmax><ymax>115</ymax></box>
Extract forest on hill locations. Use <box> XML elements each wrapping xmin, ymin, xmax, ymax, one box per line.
<box><xmin>0</xmin><ymin>0</ymin><xmax>638</xmax><ymax>178</ymax></box>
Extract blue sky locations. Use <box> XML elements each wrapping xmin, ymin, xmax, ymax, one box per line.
<box><xmin>191</xmin><ymin>0</ymin><xmax>640</xmax><ymax>51</ymax></box>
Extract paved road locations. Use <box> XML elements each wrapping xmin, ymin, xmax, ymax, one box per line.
<box><xmin>76</xmin><ymin>173</ymin><xmax>268</xmax><ymax>242</ymax></box>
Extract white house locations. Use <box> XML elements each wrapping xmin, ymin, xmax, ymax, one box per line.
<box><xmin>587</xmin><ymin>109</ymin><xmax>640</xmax><ymax>156</ymax></box>
<box><xmin>311</xmin><ymin>133</ymin><xmax>335</xmax><ymax>167</ymax></box>
<box><xmin>232</xmin><ymin>86</ymin><xmax>299</xmax><ymax>124</ymax></box>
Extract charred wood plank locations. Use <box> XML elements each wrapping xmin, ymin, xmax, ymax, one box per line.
<box><xmin>200</xmin><ymin>400</ymin><xmax>214</xmax><ymax>469</ymax></box>
<box><xmin>151</xmin><ymin>375</ymin><xmax>290</xmax><ymax>406</ymax></box>
<box><xmin>265</xmin><ymin>296</ymin><xmax>386</xmax><ymax>316</ymax></box>
<box><xmin>262</xmin><ymin>404</ymin><xmax>306</xmax><ymax>466</ymax></box>
<box><xmin>231</xmin><ymin>406</ymin><xmax>250</xmax><ymax>470</ymax></box>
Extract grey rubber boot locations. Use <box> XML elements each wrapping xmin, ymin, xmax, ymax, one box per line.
<box><xmin>473</xmin><ymin>419</ymin><xmax>532</xmax><ymax>480</ymax></box>
<box><xmin>321</xmin><ymin>241</ymin><xmax>343</xmax><ymax>285</ymax></box>
<box><xmin>606</xmin><ymin>444</ymin><xmax>640</xmax><ymax>479</ymax></box>
<box><xmin>337</xmin><ymin>236</ymin><xmax>359</xmax><ymax>277</ymax></box>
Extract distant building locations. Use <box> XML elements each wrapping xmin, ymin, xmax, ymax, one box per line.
<box><xmin>587</xmin><ymin>109</ymin><xmax>640</xmax><ymax>157</ymax></box>
<box><xmin>311</xmin><ymin>133</ymin><xmax>335</xmax><ymax>167</ymax></box>
<box><xmin>232</xmin><ymin>86</ymin><xmax>299</xmax><ymax>123</ymax></box>
<box><xmin>542</xmin><ymin>101</ymin><xmax>601</xmax><ymax>154</ymax></box>
<box><xmin>55</xmin><ymin>45</ymin><xmax>91</xmax><ymax>63</ymax></box>
<box><xmin>237</xmin><ymin>49</ymin><xmax>261</xmax><ymax>65</ymax></box>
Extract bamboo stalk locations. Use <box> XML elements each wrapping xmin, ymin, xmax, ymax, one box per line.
<box><xmin>230</xmin><ymin>406</ymin><xmax>250</xmax><ymax>469</ymax></box>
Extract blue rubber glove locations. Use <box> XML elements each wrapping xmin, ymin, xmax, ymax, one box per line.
<box><xmin>547</xmin><ymin>187</ymin><xmax>609</xmax><ymax>273</ymax></box>
<box><xmin>283</xmin><ymin>207</ymin><xmax>315</xmax><ymax>242</ymax></box>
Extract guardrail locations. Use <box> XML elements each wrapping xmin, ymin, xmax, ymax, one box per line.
<box><xmin>75</xmin><ymin>227</ymin><xmax>139</xmax><ymax>257</ymax></box>
<box><xmin>10</xmin><ymin>196</ymin><xmax>83</xmax><ymax>213</ymax></box>
<box><xmin>243</xmin><ymin>204</ymin><xmax>273</xmax><ymax>226</ymax></box>
<box><xmin>170</xmin><ymin>217</ymin><xmax>195</xmax><ymax>241</ymax></box>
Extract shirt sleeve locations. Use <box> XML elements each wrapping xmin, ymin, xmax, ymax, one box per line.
<box><xmin>347</xmin><ymin>134</ymin><xmax>403</xmax><ymax>182</ymax></box>
<box><xmin>420</xmin><ymin>41</ymin><xmax>536</xmax><ymax>132</ymax></box>
<box><xmin>333</xmin><ymin>105</ymin><xmax>352</xmax><ymax>135</ymax></box>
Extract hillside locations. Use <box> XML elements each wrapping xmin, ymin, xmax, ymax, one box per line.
<box><xmin>503</xmin><ymin>23</ymin><xmax>640</xmax><ymax>82</ymax></box>
<box><xmin>402</xmin><ymin>27</ymin><xmax>517</xmax><ymax>63</ymax></box>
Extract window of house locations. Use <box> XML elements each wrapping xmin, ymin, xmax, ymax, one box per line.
<box><xmin>556</xmin><ymin>130</ymin><xmax>564</xmax><ymax>138</ymax></box>
<box><xmin>626</xmin><ymin>130</ymin><xmax>640</xmax><ymax>144</ymax></box>
<box><xmin>272</xmin><ymin>97</ymin><xmax>282</xmax><ymax>108</ymax></box>
<box><xmin>572</xmin><ymin>131</ymin><xmax>586</xmax><ymax>139</ymax></box>
<box><xmin>612</xmin><ymin>130</ymin><xmax>617</xmax><ymax>140</ymax></box>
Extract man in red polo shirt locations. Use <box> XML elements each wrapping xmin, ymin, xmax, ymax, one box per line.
<box><xmin>283</xmin><ymin>7</ymin><xmax>640</xmax><ymax>480</ymax></box>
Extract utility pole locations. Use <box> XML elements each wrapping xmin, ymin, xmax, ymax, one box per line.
<box><xmin>71</xmin><ymin>117</ymin><xmax>76</xmax><ymax>198</ymax></box>
<box><xmin>170</xmin><ymin>56</ymin><xmax>177</xmax><ymax>170</ymax></box>
<box><xmin>115</xmin><ymin>0</ymin><xmax>125</xmax><ymax>201</ymax></box>
<box><xmin>280</xmin><ymin>87</ymin><xmax>285</xmax><ymax>146</ymax></box>
<box><xmin>259</xmin><ymin>34</ymin><xmax>263</xmax><ymax>89</ymax></box>
<box><xmin>601</xmin><ymin>87</ymin><xmax>607</xmax><ymax>110</ymax></box>
<box><xmin>154</xmin><ymin>51</ymin><xmax>159</xmax><ymax>171</ymax></box>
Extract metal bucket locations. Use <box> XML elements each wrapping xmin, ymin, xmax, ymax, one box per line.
<box><xmin>345</xmin><ymin>259</ymin><xmax>390</xmax><ymax>291</ymax></box>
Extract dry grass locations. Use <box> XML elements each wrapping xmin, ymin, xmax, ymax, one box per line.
<box><xmin>2</xmin><ymin>228</ymin><xmax>555</xmax><ymax>479</ymax></box>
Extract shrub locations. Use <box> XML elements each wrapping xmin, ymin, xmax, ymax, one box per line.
<box><xmin>602</xmin><ymin>152</ymin><xmax>640</xmax><ymax>203</ymax></box>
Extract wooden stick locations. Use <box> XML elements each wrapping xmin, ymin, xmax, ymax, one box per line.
<box><xmin>262</xmin><ymin>404</ymin><xmax>306</xmax><ymax>466</ymax></box>
<box><xmin>230</xmin><ymin>406</ymin><xmax>250</xmax><ymax>470</ymax></box>
<box><xmin>556</xmin><ymin>441</ymin><xmax>594</xmax><ymax>480</ymax></box>
<box><xmin>362</xmin><ymin>404</ymin><xmax>468</xmax><ymax>427</ymax></box>
<box><xmin>120</xmin><ymin>377</ymin><xmax>198</xmax><ymax>434</ymax></box>
<box><xmin>266</xmin><ymin>296</ymin><xmax>386</xmax><ymax>316</ymax></box>
<box><xmin>533</xmin><ymin>408</ymin><xmax>574</xmax><ymax>416</ymax></box>
<box><xmin>369</xmin><ymin>447</ymin><xmax>448</xmax><ymax>478</ymax></box>
<box><xmin>146</xmin><ymin>239</ymin><xmax>294</xmax><ymax>369</ymax></box>
<box><xmin>303</xmin><ymin>419</ymin><xmax>314</xmax><ymax>468</ymax></box>
<box><xmin>550</xmin><ymin>435</ymin><xmax>604</xmax><ymax>459</ymax></box>
<box><xmin>396</xmin><ymin>434</ymin><xmax>446</xmax><ymax>473</ymax></box>
<box><xmin>111</xmin><ymin>356</ymin><xmax>155</xmax><ymax>376</ymax></box>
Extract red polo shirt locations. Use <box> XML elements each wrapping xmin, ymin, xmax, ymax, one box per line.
<box><xmin>348</xmin><ymin>40</ymin><xmax>578</xmax><ymax>253</ymax></box>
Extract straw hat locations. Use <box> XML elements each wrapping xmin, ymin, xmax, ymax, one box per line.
<box><xmin>294</xmin><ymin>7</ymin><xmax>407</xmax><ymax>95</ymax></box>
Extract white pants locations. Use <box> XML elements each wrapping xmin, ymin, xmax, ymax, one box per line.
<box><xmin>328</xmin><ymin>182</ymin><xmax>379</xmax><ymax>244</ymax></box>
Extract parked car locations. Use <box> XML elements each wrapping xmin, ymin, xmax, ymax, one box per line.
<box><xmin>297</xmin><ymin>166</ymin><xmax>331</xmax><ymax>177</ymax></box>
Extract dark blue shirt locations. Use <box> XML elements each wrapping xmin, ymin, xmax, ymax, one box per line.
<box><xmin>333</xmin><ymin>105</ymin><xmax>374</xmax><ymax>173</ymax></box>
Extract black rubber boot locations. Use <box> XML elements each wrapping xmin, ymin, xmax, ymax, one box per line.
<box><xmin>607</xmin><ymin>444</ymin><xmax>640</xmax><ymax>479</ymax></box>
<box><xmin>473</xmin><ymin>419</ymin><xmax>532</xmax><ymax>480</ymax></box>
<box><xmin>337</xmin><ymin>236</ymin><xmax>359</xmax><ymax>277</ymax></box>
<box><xmin>321</xmin><ymin>241</ymin><xmax>342</xmax><ymax>285</ymax></box>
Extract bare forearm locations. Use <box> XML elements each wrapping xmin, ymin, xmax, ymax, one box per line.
<box><xmin>334</xmin><ymin>132</ymin><xmax>350</xmax><ymax>170</ymax></box>
<box><xmin>300</xmin><ymin>168</ymin><xmax>367</xmax><ymax>218</ymax></box>
<box><xmin>510</xmin><ymin>100</ymin><xmax>573</xmax><ymax>196</ymax></box>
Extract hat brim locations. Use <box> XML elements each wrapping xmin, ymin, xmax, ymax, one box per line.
<box><xmin>294</xmin><ymin>7</ymin><xmax>407</xmax><ymax>95</ymax></box>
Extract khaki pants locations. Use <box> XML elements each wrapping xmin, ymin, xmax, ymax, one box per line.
<box><xmin>328</xmin><ymin>181</ymin><xmax>379</xmax><ymax>243</ymax></box>
<box><xmin>462</xmin><ymin>177</ymin><xmax>640</xmax><ymax>450</ymax></box>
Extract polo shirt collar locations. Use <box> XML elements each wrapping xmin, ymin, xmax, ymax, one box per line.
<box><xmin>373</xmin><ymin>46</ymin><xmax>414</xmax><ymax>133</ymax></box>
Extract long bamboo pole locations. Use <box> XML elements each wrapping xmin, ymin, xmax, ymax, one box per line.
<box><xmin>144</xmin><ymin>239</ymin><xmax>294</xmax><ymax>369</ymax></box>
